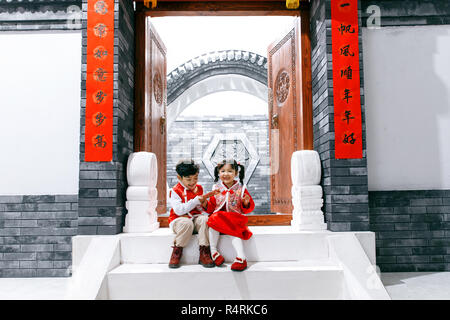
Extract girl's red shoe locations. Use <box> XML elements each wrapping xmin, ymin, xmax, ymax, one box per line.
<box><xmin>231</xmin><ymin>257</ymin><xmax>247</xmax><ymax>271</ymax></box>
<box><xmin>211</xmin><ymin>251</ymin><xmax>225</xmax><ymax>266</ymax></box>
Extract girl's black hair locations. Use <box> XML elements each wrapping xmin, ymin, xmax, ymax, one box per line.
<box><xmin>214</xmin><ymin>159</ymin><xmax>245</xmax><ymax>184</ymax></box>
<box><xmin>175</xmin><ymin>159</ymin><xmax>200</xmax><ymax>177</ymax></box>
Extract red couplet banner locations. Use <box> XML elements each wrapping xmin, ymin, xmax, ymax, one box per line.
<box><xmin>85</xmin><ymin>0</ymin><xmax>114</xmax><ymax>162</ymax></box>
<box><xmin>331</xmin><ymin>0</ymin><xmax>363</xmax><ymax>159</ymax></box>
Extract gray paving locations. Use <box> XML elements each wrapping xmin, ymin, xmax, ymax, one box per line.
<box><xmin>0</xmin><ymin>272</ymin><xmax>449</xmax><ymax>300</ymax></box>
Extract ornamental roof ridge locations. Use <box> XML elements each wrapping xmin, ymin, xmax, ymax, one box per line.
<box><xmin>0</xmin><ymin>0</ymin><xmax>81</xmax><ymax>15</ymax></box>
<box><xmin>167</xmin><ymin>50</ymin><xmax>267</xmax><ymax>82</ymax></box>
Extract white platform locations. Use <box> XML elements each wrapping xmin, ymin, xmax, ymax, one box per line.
<box><xmin>118</xmin><ymin>227</ymin><xmax>334</xmax><ymax>265</ymax></box>
<box><xmin>70</xmin><ymin>226</ymin><xmax>389</xmax><ymax>300</ymax></box>
<box><xmin>108</xmin><ymin>260</ymin><xmax>346</xmax><ymax>300</ymax></box>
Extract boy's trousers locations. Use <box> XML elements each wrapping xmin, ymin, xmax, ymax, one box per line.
<box><xmin>172</xmin><ymin>215</ymin><xmax>210</xmax><ymax>247</ymax></box>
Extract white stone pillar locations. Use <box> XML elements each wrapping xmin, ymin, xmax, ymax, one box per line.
<box><xmin>290</xmin><ymin>150</ymin><xmax>327</xmax><ymax>230</ymax></box>
<box><xmin>123</xmin><ymin>152</ymin><xmax>160</xmax><ymax>233</ymax></box>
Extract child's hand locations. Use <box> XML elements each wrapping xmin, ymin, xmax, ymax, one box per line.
<box><xmin>242</xmin><ymin>194</ymin><xmax>250</xmax><ymax>207</ymax></box>
<box><xmin>198</xmin><ymin>190</ymin><xmax>219</xmax><ymax>203</ymax></box>
<box><xmin>204</xmin><ymin>189</ymin><xmax>220</xmax><ymax>199</ymax></box>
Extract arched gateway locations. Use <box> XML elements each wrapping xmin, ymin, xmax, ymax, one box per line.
<box><xmin>167</xmin><ymin>50</ymin><xmax>269</xmax><ymax>129</ymax></box>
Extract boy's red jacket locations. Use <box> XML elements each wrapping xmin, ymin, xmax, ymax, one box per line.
<box><xmin>168</xmin><ymin>182</ymin><xmax>204</xmax><ymax>225</ymax></box>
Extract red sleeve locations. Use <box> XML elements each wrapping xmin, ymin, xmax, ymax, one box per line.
<box><xmin>205</xmin><ymin>196</ymin><xmax>217</xmax><ymax>214</ymax></box>
<box><xmin>240</xmin><ymin>189</ymin><xmax>255</xmax><ymax>214</ymax></box>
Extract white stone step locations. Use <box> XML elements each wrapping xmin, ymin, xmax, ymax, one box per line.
<box><xmin>107</xmin><ymin>260</ymin><xmax>346</xmax><ymax>300</ymax></box>
<box><xmin>119</xmin><ymin>226</ymin><xmax>333</xmax><ymax>264</ymax></box>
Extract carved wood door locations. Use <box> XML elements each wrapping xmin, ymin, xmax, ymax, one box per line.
<box><xmin>268</xmin><ymin>17</ymin><xmax>313</xmax><ymax>214</ymax></box>
<box><xmin>135</xmin><ymin>15</ymin><xmax>167</xmax><ymax>214</ymax></box>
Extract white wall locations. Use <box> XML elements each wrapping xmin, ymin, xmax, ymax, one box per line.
<box><xmin>362</xmin><ymin>25</ymin><xmax>450</xmax><ymax>191</ymax></box>
<box><xmin>0</xmin><ymin>31</ymin><xmax>82</xmax><ymax>195</ymax></box>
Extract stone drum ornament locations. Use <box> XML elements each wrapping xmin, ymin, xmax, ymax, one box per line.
<box><xmin>290</xmin><ymin>150</ymin><xmax>327</xmax><ymax>230</ymax></box>
<box><xmin>124</xmin><ymin>152</ymin><xmax>160</xmax><ymax>233</ymax></box>
<box><xmin>275</xmin><ymin>70</ymin><xmax>290</xmax><ymax>105</ymax></box>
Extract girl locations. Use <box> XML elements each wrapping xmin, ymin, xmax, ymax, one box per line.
<box><xmin>203</xmin><ymin>159</ymin><xmax>255</xmax><ymax>271</ymax></box>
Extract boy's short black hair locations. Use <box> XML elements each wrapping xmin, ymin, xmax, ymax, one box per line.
<box><xmin>175</xmin><ymin>159</ymin><xmax>200</xmax><ymax>177</ymax></box>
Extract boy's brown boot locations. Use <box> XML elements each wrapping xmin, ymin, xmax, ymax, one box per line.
<box><xmin>169</xmin><ymin>245</ymin><xmax>183</xmax><ymax>268</ymax></box>
<box><xmin>199</xmin><ymin>245</ymin><xmax>215</xmax><ymax>268</ymax></box>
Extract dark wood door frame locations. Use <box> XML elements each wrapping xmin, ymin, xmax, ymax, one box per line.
<box><xmin>134</xmin><ymin>0</ymin><xmax>313</xmax><ymax>227</ymax></box>
<box><xmin>135</xmin><ymin>0</ymin><xmax>309</xmax><ymax>17</ymax></box>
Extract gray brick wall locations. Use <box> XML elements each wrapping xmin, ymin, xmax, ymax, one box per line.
<box><xmin>310</xmin><ymin>0</ymin><xmax>369</xmax><ymax>231</ymax></box>
<box><xmin>167</xmin><ymin>115</ymin><xmax>270</xmax><ymax>214</ymax></box>
<box><xmin>116</xmin><ymin>0</ymin><xmax>135</xmax><ymax>230</ymax></box>
<box><xmin>0</xmin><ymin>195</ymin><xmax>77</xmax><ymax>277</ymax></box>
<box><xmin>370</xmin><ymin>190</ymin><xmax>450</xmax><ymax>272</ymax></box>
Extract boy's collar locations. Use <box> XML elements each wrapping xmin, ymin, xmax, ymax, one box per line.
<box><xmin>179</xmin><ymin>181</ymin><xmax>189</xmax><ymax>190</ymax></box>
<box><xmin>178</xmin><ymin>181</ymin><xmax>196</xmax><ymax>192</ymax></box>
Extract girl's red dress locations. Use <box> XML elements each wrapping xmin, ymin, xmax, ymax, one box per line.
<box><xmin>205</xmin><ymin>181</ymin><xmax>255</xmax><ymax>240</ymax></box>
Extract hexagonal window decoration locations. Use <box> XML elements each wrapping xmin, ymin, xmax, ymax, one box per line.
<box><xmin>202</xmin><ymin>133</ymin><xmax>260</xmax><ymax>186</ymax></box>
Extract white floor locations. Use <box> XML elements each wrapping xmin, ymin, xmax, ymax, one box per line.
<box><xmin>380</xmin><ymin>272</ymin><xmax>450</xmax><ymax>300</ymax></box>
<box><xmin>0</xmin><ymin>272</ymin><xmax>449</xmax><ymax>300</ymax></box>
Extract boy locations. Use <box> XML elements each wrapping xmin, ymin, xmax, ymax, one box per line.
<box><xmin>168</xmin><ymin>159</ymin><xmax>218</xmax><ymax>268</ymax></box>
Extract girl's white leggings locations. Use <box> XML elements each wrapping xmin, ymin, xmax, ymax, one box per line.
<box><xmin>209</xmin><ymin>228</ymin><xmax>246</xmax><ymax>260</ymax></box>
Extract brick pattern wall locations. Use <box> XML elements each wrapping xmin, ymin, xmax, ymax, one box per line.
<box><xmin>167</xmin><ymin>115</ymin><xmax>270</xmax><ymax>214</ymax></box>
<box><xmin>370</xmin><ymin>190</ymin><xmax>450</xmax><ymax>272</ymax></box>
<box><xmin>78</xmin><ymin>0</ymin><xmax>134</xmax><ymax>235</ymax></box>
<box><xmin>361</xmin><ymin>0</ymin><xmax>450</xmax><ymax>27</ymax></box>
<box><xmin>310</xmin><ymin>0</ymin><xmax>370</xmax><ymax>231</ymax></box>
<box><xmin>0</xmin><ymin>195</ymin><xmax>77</xmax><ymax>277</ymax></box>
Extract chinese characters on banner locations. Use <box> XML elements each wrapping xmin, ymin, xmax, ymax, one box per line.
<box><xmin>331</xmin><ymin>0</ymin><xmax>363</xmax><ymax>159</ymax></box>
<box><xmin>85</xmin><ymin>0</ymin><xmax>114</xmax><ymax>161</ymax></box>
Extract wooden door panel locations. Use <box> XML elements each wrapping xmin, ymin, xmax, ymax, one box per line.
<box><xmin>268</xmin><ymin>18</ymin><xmax>299</xmax><ymax>214</ymax></box>
<box><xmin>268</xmin><ymin>15</ymin><xmax>313</xmax><ymax>214</ymax></box>
<box><xmin>135</xmin><ymin>15</ymin><xmax>167</xmax><ymax>214</ymax></box>
<box><xmin>148</xmin><ymin>22</ymin><xmax>167</xmax><ymax>214</ymax></box>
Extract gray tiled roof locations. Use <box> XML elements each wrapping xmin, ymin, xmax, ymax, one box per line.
<box><xmin>0</xmin><ymin>0</ymin><xmax>81</xmax><ymax>15</ymax></box>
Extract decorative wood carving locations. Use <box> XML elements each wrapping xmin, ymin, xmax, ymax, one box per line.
<box><xmin>275</xmin><ymin>70</ymin><xmax>290</xmax><ymax>105</ymax></box>
<box><xmin>153</xmin><ymin>72</ymin><xmax>163</xmax><ymax>105</ymax></box>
